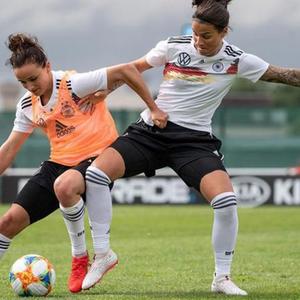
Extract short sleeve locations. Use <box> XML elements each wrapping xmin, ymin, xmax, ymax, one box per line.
<box><xmin>145</xmin><ymin>39</ymin><xmax>168</xmax><ymax>67</ymax></box>
<box><xmin>238</xmin><ymin>53</ymin><xmax>269</xmax><ymax>82</ymax></box>
<box><xmin>70</xmin><ymin>68</ymin><xmax>108</xmax><ymax>98</ymax></box>
<box><xmin>12</xmin><ymin>103</ymin><xmax>35</xmax><ymax>133</ymax></box>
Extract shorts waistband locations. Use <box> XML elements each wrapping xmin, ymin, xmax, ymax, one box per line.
<box><xmin>138</xmin><ymin>119</ymin><xmax>211</xmax><ymax>135</ymax></box>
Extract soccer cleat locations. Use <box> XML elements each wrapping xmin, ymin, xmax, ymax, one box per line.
<box><xmin>211</xmin><ymin>273</ymin><xmax>248</xmax><ymax>296</ymax></box>
<box><xmin>68</xmin><ymin>254</ymin><xmax>89</xmax><ymax>293</ymax></box>
<box><xmin>82</xmin><ymin>249</ymin><xmax>118</xmax><ymax>290</ymax></box>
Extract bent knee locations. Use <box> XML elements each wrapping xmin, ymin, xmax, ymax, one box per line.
<box><xmin>54</xmin><ymin>178</ymin><xmax>75</xmax><ymax>200</ymax></box>
<box><xmin>54</xmin><ymin>174</ymin><xmax>84</xmax><ymax>206</ymax></box>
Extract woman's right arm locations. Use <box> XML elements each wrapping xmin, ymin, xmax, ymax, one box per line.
<box><xmin>78</xmin><ymin>56</ymin><xmax>153</xmax><ymax>104</ymax></box>
<box><xmin>77</xmin><ymin>39</ymin><xmax>168</xmax><ymax>104</ymax></box>
<box><xmin>132</xmin><ymin>57</ymin><xmax>154</xmax><ymax>73</ymax></box>
<box><xmin>0</xmin><ymin>131</ymin><xmax>30</xmax><ymax>175</ymax></box>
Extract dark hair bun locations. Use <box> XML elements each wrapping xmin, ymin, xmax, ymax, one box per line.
<box><xmin>7</xmin><ymin>33</ymin><xmax>39</xmax><ymax>53</ymax></box>
<box><xmin>6</xmin><ymin>33</ymin><xmax>47</xmax><ymax>68</ymax></box>
<box><xmin>192</xmin><ymin>0</ymin><xmax>232</xmax><ymax>8</ymax></box>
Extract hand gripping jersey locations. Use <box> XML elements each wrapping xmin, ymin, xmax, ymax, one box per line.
<box><xmin>13</xmin><ymin>70</ymin><xmax>118</xmax><ymax>166</ymax></box>
<box><xmin>141</xmin><ymin>35</ymin><xmax>269</xmax><ymax>132</ymax></box>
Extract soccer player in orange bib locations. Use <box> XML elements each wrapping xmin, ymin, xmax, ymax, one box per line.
<box><xmin>0</xmin><ymin>33</ymin><xmax>168</xmax><ymax>293</ymax></box>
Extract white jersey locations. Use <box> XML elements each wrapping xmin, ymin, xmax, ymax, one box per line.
<box><xmin>13</xmin><ymin>69</ymin><xmax>107</xmax><ymax>133</ymax></box>
<box><xmin>141</xmin><ymin>36</ymin><xmax>269</xmax><ymax>132</ymax></box>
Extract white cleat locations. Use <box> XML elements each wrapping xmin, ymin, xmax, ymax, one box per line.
<box><xmin>211</xmin><ymin>273</ymin><xmax>248</xmax><ymax>296</ymax></box>
<box><xmin>82</xmin><ymin>249</ymin><xmax>118</xmax><ymax>290</ymax></box>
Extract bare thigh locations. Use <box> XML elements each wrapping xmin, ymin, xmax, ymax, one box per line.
<box><xmin>92</xmin><ymin>147</ymin><xmax>126</xmax><ymax>181</ymax></box>
<box><xmin>200</xmin><ymin>170</ymin><xmax>234</xmax><ymax>203</ymax></box>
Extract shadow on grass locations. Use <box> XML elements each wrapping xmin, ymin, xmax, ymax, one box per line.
<box><xmin>83</xmin><ymin>290</ymin><xmax>219</xmax><ymax>299</ymax></box>
<box><xmin>6</xmin><ymin>287</ymin><xmax>300</xmax><ymax>300</ymax></box>
<box><xmin>80</xmin><ymin>290</ymin><xmax>300</xmax><ymax>300</ymax></box>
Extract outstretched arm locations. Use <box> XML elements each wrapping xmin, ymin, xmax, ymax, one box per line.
<box><xmin>260</xmin><ymin>65</ymin><xmax>300</xmax><ymax>87</ymax></box>
<box><xmin>79</xmin><ymin>57</ymin><xmax>152</xmax><ymax>104</ymax></box>
<box><xmin>77</xmin><ymin>57</ymin><xmax>168</xmax><ymax>127</ymax></box>
<box><xmin>0</xmin><ymin>131</ymin><xmax>30</xmax><ymax>175</ymax></box>
<box><xmin>103</xmin><ymin>57</ymin><xmax>153</xmax><ymax>93</ymax></box>
<box><xmin>106</xmin><ymin>57</ymin><xmax>152</xmax><ymax>97</ymax></box>
<box><xmin>105</xmin><ymin>60</ymin><xmax>168</xmax><ymax>128</ymax></box>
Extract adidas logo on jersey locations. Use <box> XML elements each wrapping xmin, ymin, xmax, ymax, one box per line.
<box><xmin>55</xmin><ymin>120</ymin><xmax>75</xmax><ymax>138</ymax></box>
<box><xmin>224</xmin><ymin>46</ymin><xmax>243</xmax><ymax>57</ymax></box>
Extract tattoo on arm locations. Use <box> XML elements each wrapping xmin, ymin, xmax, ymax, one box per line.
<box><xmin>109</xmin><ymin>80</ymin><xmax>124</xmax><ymax>93</ymax></box>
<box><xmin>260</xmin><ymin>65</ymin><xmax>300</xmax><ymax>87</ymax></box>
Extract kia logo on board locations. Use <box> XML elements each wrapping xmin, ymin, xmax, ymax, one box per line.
<box><xmin>231</xmin><ymin>176</ymin><xmax>271</xmax><ymax>207</ymax></box>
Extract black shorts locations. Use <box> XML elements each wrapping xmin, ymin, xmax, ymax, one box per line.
<box><xmin>13</xmin><ymin>157</ymin><xmax>95</xmax><ymax>224</ymax></box>
<box><xmin>111</xmin><ymin>120</ymin><xmax>226</xmax><ymax>191</ymax></box>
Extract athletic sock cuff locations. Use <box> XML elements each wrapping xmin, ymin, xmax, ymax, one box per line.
<box><xmin>211</xmin><ymin>192</ymin><xmax>237</xmax><ymax>209</ymax></box>
<box><xmin>59</xmin><ymin>198</ymin><xmax>85</xmax><ymax>221</ymax></box>
<box><xmin>0</xmin><ymin>233</ymin><xmax>11</xmax><ymax>243</ymax></box>
<box><xmin>59</xmin><ymin>198</ymin><xmax>84</xmax><ymax>212</ymax></box>
<box><xmin>86</xmin><ymin>166</ymin><xmax>111</xmax><ymax>185</ymax></box>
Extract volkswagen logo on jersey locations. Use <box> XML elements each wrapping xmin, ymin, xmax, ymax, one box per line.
<box><xmin>177</xmin><ymin>52</ymin><xmax>191</xmax><ymax>66</ymax></box>
<box><xmin>212</xmin><ymin>61</ymin><xmax>225</xmax><ymax>72</ymax></box>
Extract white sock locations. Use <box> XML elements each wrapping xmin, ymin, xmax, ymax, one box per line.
<box><xmin>211</xmin><ymin>192</ymin><xmax>238</xmax><ymax>276</ymax></box>
<box><xmin>60</xmin><ymin>198</ymin><xmax>86</xmax><ymax>257</ymax></box>
<box><xmin>0</xmin><ymin>233</ymin><xmax>11</xmax><ymax>259</ymax></box>
<box><xmin>85</xmin><ymin>166</ymin><xmax>112</xmax><ymax>256</ymax></box>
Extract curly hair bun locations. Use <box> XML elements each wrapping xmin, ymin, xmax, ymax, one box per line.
<box><xmin>192</xmin><ymin>0</ymin><xmax>232</xmax><ymax>8</ymax></box>
<box><xmin>6</xmin><ymin>33</ymin><xmax>47</xmax><ymax>68</ymax></box>
<box><xmin>7</xmin><ymin>33</ymin><xmax>39</xmax><ymax>53</ymax></box>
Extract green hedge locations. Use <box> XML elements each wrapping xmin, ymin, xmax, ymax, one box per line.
<box><xmin>1</xmin><ymin>107</ymin><xmax>300</xmax><ymax>168</ymax></box>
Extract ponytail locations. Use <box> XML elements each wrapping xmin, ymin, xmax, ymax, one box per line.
<box><xmin>192</xmin><ymin>0</ymin><xmax>232</xmax><ymax>8</ymax></box>
<box><xmin>192</xmin><ymin>0</ymin><xmax>232</xmax><ymax>31</ymax></box>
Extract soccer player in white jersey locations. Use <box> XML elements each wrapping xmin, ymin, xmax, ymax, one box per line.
<box><xmin>0</xmin><ymin>33</ymin><xmax>167</xmax><ymax>294</ymax></box>
<box><xmin>67</xmin><ymin>0</ymin><xmax>300</xmax><ymax>295</ymax></box>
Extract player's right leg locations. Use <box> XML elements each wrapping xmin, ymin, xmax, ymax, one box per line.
<box><xmin>0</xmin><ymin>204</ymin><xmax>30</xmax><ymax>259</ymax></box>
<box><xmin>82</xmin><ymin>147</ymin><xmax>125</xmax><ymax>290</ymax></box>
<box><xmin>82</xmin><ymin>121</ymin><xmax>166</xmax><ymax>290</ymax></box>
<box><xmin>0</xmin><ymin>175</ymin><xmax>59</xmax><ymax>260</ymax></box>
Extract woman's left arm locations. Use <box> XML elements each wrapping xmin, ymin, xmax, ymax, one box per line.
<box><xmin>260</xmin><ymin>65</ymin><xmax>300</xmax><ymax>87</ymax></box>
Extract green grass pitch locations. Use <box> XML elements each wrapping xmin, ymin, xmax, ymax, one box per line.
<box><xmin>0</xmin><ymin>205</ymin><xmax>299</xmax><ymax>300</ymax></box>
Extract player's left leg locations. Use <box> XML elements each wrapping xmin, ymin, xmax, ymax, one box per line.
<box><xmin>176</xmin><ymin>157</ymin><xmax>247</xmax><ymax>296</ymax></box>
<box><xmin>54</xmin><ymin>168</ymin><xmax>88</xmax><ymax>293</ymax></box>
<box><xmin>200</xmin><ymin>170</ymin><xmax>246</xmax><ymax>296</ymax></box>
